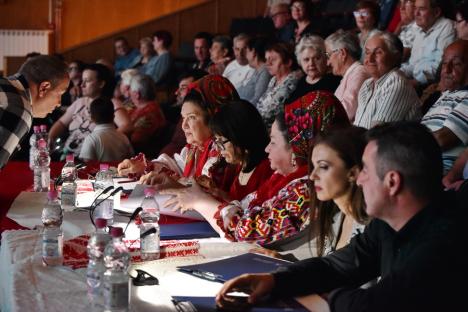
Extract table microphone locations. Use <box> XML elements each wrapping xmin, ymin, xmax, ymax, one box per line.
<box><xmin>90</xmin><ymin>186</ymin><xmax>125</xmax><ymax>227</ymax></box>
<box><xmin>88</xmin><ymin>185</ymin><xmax>114</xmax><ymax>226</ymax></box>
<box><xmin>124</xmin><ymin>207</ymin><xmax>143</xmax><ymax>234</ymax></box>
<box><xmin>140</xmin><ymin>227</ymin><xmax>157</xmax><ymax>239</ymax></box>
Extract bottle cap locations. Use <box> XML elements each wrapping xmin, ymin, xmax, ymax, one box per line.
<box><xmin>99</xmin><ymin>163</ymin><xmax>109</xmax><ymax>171</ymax></box>
<box><xmin>38</xmin><ymin>139</ymin><xmax>47</xmax><ymax>148</ymax></box>
<box><xmin>33</xmin><ymin>126</ymin><xmax>40</xmax><ymax>133</ymax></box>
<box><xmin>110</xmin><ymin>226</ymin><xmax>123</xmax><ymax>237</ymax></box>
<box><xmin>40</xmin><ymin>125</ymin><xmax>47</xmax><ymax>131</ymax></box>
<box><xmin>66</xmin><ymin>154</ymin><xmax>74</xmax><ymax>162</ymax></box>
<box><xmin>47</xmin><ymin>190</ymin><xmax>58</xmax><ymax>200</ymax></box>
<box><xmin>95</xmin><ymin>218</ymin><xmax>108</xmax><ymax>229</ymax></box>
<box><xmin>144</xmin><ymin>187</ymin><xmax>156</xmax><ymax>197</ymax></box>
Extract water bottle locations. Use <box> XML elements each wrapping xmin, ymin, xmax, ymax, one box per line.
<box><xmin>140</xmin><ymin>187</ymin><xmax>160</xmax><ymax>261</ymax></box>
<box><xmin>61</xmin><ymin>154</ymin><xmax>77</xmax><ymax>209</ymax></box>
<box><xmin>87</xmin><ymin>218</ymin><xmax>111</xmax><ymax>311</ymax></box>
<box><xmin>33</xmin><ymin>139</ymin><xmax>50</xmax><ymax>192</ymax></box>
<box><xmin>39</xmin><ymin>124</ymin><xmax>49</xmax><ymax>147</ymax></box>
<box><xmin>41</xmin><ymin>190</ymin><xmax>63</xmax><ymax>266</ymax></box>
<box><xmin>29</xmin><ymin>125</ymin><xmax>40</xmax><ymax>170</ymax></box>
<box><xmin>103</xmin><ymin>227</ymin><xmax>130</xmax><ymax>312</ymax></box>
<box><xmin>94</xmin><ymin>164</ymin><xmax>115</xmax><ymax>225</ymax></box>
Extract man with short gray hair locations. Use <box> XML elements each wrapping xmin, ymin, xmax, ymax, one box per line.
<box><xmin>0</xmin><ymin>55</ymin><xmax>69</xmax><ymax>168</ymax></box>
<box><xmin>222</xmin><ymin>33</ymin><xmax>255</xmax><ymax>91</ymax></box>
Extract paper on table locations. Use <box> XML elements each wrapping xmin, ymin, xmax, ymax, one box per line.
<box><xmin>119</xmin><ymin>184</ymin><xmax>205</xmax><ymax>221</ymax></box>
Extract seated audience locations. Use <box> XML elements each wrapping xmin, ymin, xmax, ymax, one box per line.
<box><xmin>192</xmin><ymin>32</ymin><xmax>213</xmax><ymax>71</ymax></box>
<box><xmin>290</xmin><ymin>0</ymin><xmax>323</xmax><ymax>43</ymax></box>
<box><xmin>217</xmin><ymin>122</ymin><xmax>467</xmax><ymax>312</ymax></box>
<box><xmin>113</xmin><ymin>36</ymin><xmax>140</xmax><ymax>79</ymax></box>
<box><xmin>270</xmin><ymin>3</ymin><xmax>295</xmax><ymax>43</ymax></box>
<box><xmin>161</xmin><ymin>91</ymin><xmax>350</xmax><ymax>246</ymax></box>
<box><xmin>61</xmin><ymin>60</ymin><xmax>84</xmax><ymax>108</ymax></box>
<box><xmin>325</xmin><ymin>30</ymin><xmax>369</xmax><ymax>122</ymax></box>
<box><xmin>395</xmin><ymin>0</ymin><xmax>418</xmax><ymax>62</ymax></box>
<box><xmin>207</xmin><ymin>35</ymin><xmax>233</xmax><ymax>76</ymax></box>
<box><xmin>354</xmin><ymin>0</ymin><xmax>380</xmax><ymax>50</ymax></box>
<box><xmin>455</xmin><ymin>0</ymin><xmax>468</xmax><ymax>40</ymax></box>
<box><xmin>132</xmin><ymin>37</ymin><xmax>156</xmax><ymax>69</ymax></box>
<box><xmin>127</xmin><ymin>74</ymin><xmax>166</xmax><ymax>152</ymax></box>
<box><xmin>222</xmin><ymin>33</ymin><xmax>255</xmax><ymax>91</ymax></box>
<box><xmin>140</xmin><ymin>30</ymin><xmax>174</xmax><ymax>86</ymax></box>
<box><xmin>256</xmin><ymin>42</ymin><xmax>301</xmax><ymax>128</ymax></box>
<box><xmin>443</xmin><ymin>148</ymin><xmax>468</xmax><ymax>191</ymax></box>
<box><xmin>49</xmin><ymin>64</ymin><xmax>131</xmax><ymax>158</ymax></box>
<box><xmin>400</xmin><ymin>0</ymin><xmax>456</xmax><ymax>87</ymax></box>
<box><xmin>354</xmin><ymin>30</ymin><xmax>420</xmax><ymax>129</ymax></box>
<box><xmin>287</xmin><ymin>35</ymin><xmax>341</xmax><ymax>103</ymax></box>
<box><xmin>237</xmin><ymin>36</ymin><xmax>272</xmax><ymax>105</ymax></box>
<box><xmin>115</xmin><ymin>68</ymin><xmax>139</xmax><ymax>111</ymax></box>
<box><xmin>79</xmin><ymin>97</ymin><xmax>134</xmax><ymax>162</ymax></box>
<box><xmin>264</xmin><ymin>0</ymin><xmax>291</xmax><ymax>17</ymax></box>
<box><xmin>421</xmin><ymin>40</ymin><xmax>468</xmax><ymax>173</ymax></box>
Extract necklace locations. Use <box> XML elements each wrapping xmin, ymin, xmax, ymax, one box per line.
<box><xmin>238</xmin><ymin>169</ymin><xmax>254</xmax><ymax>186</ymax></box>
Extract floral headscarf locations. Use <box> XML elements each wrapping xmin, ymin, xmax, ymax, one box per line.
<box><xmin>285</xmin><ymin>90</ymin><xmax>349</xmax><ymax>160</ymax></box>
<box><xmin>186</xmin><ymin>74</ymin><xmax>239</xmax><ymax>117</ymax></box>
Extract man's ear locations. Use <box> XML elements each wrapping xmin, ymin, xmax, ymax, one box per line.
<box><xmin>348</xmin><ymin>165</ymin><xmax>360</xmax><ymax>184</ymax></box>
<box><xmin>38</xmin><ymin>81</ymin><xmax>52</xmax><ymax>98</ymax></box>
<box><xmin>385</xmin><ymin>170</ymin><xmax>402</xmax><ymax>196</ymax></box>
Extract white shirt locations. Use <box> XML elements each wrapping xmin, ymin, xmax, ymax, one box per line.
<box><xmin>222</xmin><ymin>60</ymin><xmax>255</xmax><ymax>91</ymax></box>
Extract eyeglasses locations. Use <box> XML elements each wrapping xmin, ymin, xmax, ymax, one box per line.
<box><xmin>214</xmin><ymin>138</ymin><xmax>230</xmax><ymax>151</ymax></box>
<box><xmin>353</xmin><ymin>11</ymin><xmax>370</xmax><ymax>18</ymax></box>
<box><xmin>325</xmin><ymin>49</ymin><xmax>339</xmax><ymax>59</ymax></box>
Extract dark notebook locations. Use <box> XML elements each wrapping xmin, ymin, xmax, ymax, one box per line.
<box><xmin>160</xmin><ymin>222</ymin><xmax>219</xmax><ymax>240</ymax></box>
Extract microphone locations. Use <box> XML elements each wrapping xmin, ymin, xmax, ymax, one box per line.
<box><xmin>90</xmin><ymin>186</ymin><xmax>124</xmax><ymax>227</ymax></box>
<box><xmin>140</xmin><ymin>227</ymin><xmax>158</xmax><ymax>239</ymax></box>
<box><xmin>88</xmin><ymin>185</ymin><xmax>114</xmax><ymax>227</ymax></box>
<box><xmin>124</xmin><ymin>207</ymin><xmax>143</xmax><ymax>234</ymax></box>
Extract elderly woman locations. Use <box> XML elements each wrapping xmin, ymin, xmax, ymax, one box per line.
<box><xmin>455</xmin><ymin>1</ymin><xmax>468</xmax><ymax>40</ymax></box>
<box><xmin>162</xmin><ymin>91</ymin><xmax>350</xmax><ymax>246</ymax></box>
<box><xmin>325</xmin><ymin>30</ymin><xmax>369</xmax><ymax>122</ymax></box>
<box><xmin>354</xmin><ymin>30</ymin><xmax>421</xmax><ymax>129</ymax></box>
<box><xmin>115</xmin><ymin>68</ymin><xmax>138</xmax><ymax>111</ymax></box>
<box><xmin>207</xmin><ymin>35</ymin><xmax>233</xmax><ymax>76</ymax></box>
<box><xmin>286</xmin><ymin>35</ymin><xmax>341</xmax><ymax>104</ymax></box>
<box><xmin>237</xmin><ymin>36</ymin><xmax>272</xmax><ymax>105</ymax></box>
<box><xmin>131</xmin><ymin>37</ymin><xmax>156</xmax><ymax>69</ymax></box>
<box><xmin>49</xmin><ymin>63</ymin><xmax>131</xmax><ymax>158</ymax></box>
<box><xmin>256</xmin><ymin>42</ymin><xmax>301</xmax><ymax>128</ymax></box>
<box><xmin>354</xmin><ymin>0</ymin><xmax>380</xmax><ymax>50</ymax></box>
<box><xmin>117</xmin><ymin>75</ymin><xmax>239</xmax><ymax>188</ymax></box>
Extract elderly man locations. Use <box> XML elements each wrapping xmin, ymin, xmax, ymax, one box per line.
<box><xmin>113</xmin><ymin>37</ymin><xmax>140</xmax><ymax>79</ymax></box>
<box><xmin>0</xmin><ymin>55</ymin><xmax>69</xmax><ymax>168</ymax></box>
<box><xmin>354</xmin><ymin>30</ymin><xmax>421</xmax><ymax>129</ymax></box>
<box><xmin>270</xmin><ymin>3</ymin><xmax>295</xmax><ymax>43</ymax></box>
<box><xmin>222</xmin><ymin>33</ymin><xmax>255</xmax><ymax>91</ymax></box>
<box><xmin>421</xmin><ymin>40</ymin><xmax>468</xmax><ymax>173</ymax></box>
<box><xmin>400</xmin><ymin>0</ymin><xmax>456</xmax><ymax>87</ymax></box>
<box><xmin>192</xmin><ymin>32</ymin><xmax>213</xmax><ymax>71</ymax></box>
<box><xmin>216</xmin><ymin>122</ymin><xmax>467</xmax><ymax>312</ymax></box>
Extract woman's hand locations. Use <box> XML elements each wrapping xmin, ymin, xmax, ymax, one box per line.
<box><xmin>216</xmin><ymin>273</ymin><xmax>275</xmax><ymax>307</ymax></box>
<box><xmin>249</xmin><ymin>247</ymin><xmax>284</xmax><ymax>260</ymax></box>
<box><xmin>117</xmin><ymin>159</ymin><xmax>145</xmax><ymax>176</ymax></box>
<box><xmin>161</xmin><ymin>180</ymin><xmax>212</xmax><ymax>213</ymax></box>
<box><xmin>139</xmin><ymin>172</ymin><xmax>185</xmax><ymax>190</ymax></box>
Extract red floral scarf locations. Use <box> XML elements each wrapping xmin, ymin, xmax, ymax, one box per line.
<box><xmin>182</xmin><ymin>139</ymin><xmax>218</xmax><ymax>178</ymax></box>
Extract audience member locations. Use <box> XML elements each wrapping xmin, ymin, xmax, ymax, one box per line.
<box><xmin>325</xmin><ymin>30</ymin><xmax>369</xmax><ymax>122</ymax></box>
<box><xmin>287</xmin><ymin>35</ymin><xmax>341</xmax><ymax>103</ymax></box>
<box><xmin>264</xmin><ymin>0</ymin><xmax>291</xmax><ymax>17</ymax></box>
<box><xmin>237</xmin><ymin>36</ymin><xmax>272</xmax><ymax>104</ymax></box>
<box><xmin>61</xmin><ymin>60</ymin><xmax>84</xmax><ymax>108</ymax></box>
<box><xmin>207</xmin><ymin>35</ymin><xmax>233</xmax><ymax>76</ymax></box>
<box><xmin>140</xmin><ymin>30</ymin><xmax>174</xmax><ymax>86</ymax></box>
<box><xmin>270</xmin><ymin>3</ymin><xmax>295</xmax><ymax>43</ymax></box>
<box><xmin>256</xmin><ymin>42</ymin><xmax>301</xmax><ymax>128</ymax></box>
<box><xmin>455</xmin><ymin>0</ymin><xmax>468</xmax><ymax>40</ymax></box>
<box><xmin>79</xmin><ymin>97</ymin><xmax>134</xmax><ymax>162</ymax></box>
<box><xmin>400</xmin><ymin>0</ymin><xmax>456</xmax><ymax>87</ymax></box>
<box><xmin>116</xmin><ymin>68</ymin><xmax>139</xmax><ymax>111</ymax></box>
<box><xmin>217</xmin><ymin>122</ymin><xmax>467</xmax><ymax>312</ymax></box>
<box><xmin>354</xmin><ymin>31</ymin><xmax>420</xmax><ymax>129</ymax></box>
<box><xmin>132</xmin><ymin>37</ymin><xmax>156</xmax><ymax>69</ymax></box>
<box><xmin>222</xmin><ymin>33</ymin><xmax>255</xmax><ymax>91</ymax></box>
<box><xmin>421</xmin><ymin>40</ymin><xmax>468</xmax><ymax>173</ymax></box>
<box><xmin>192</xmin><ymin>32</ymin><xmax>213</xmax><ymax>71</ymax></box>
<box><xmin>354</xmin><ymin>0</ymin><xmax>381</xmax><ymax>50</ymax></box>
<box><xmin>0</xmin><ymin>56</ymin><xmax>68</xmax><ymax>168</ymax></box>
<box><xmin>442</xmin><ymin>148</ymin><xmax>468</xmax><ymax>191</ymax></box>
<box><xmin>113</xmin><ymin>37</ymin><xmax>140</xmax><ymax>79</ymax></box>
<box><xmin>396</xmin><ymin>0</ymin><xmax>418</xmax><ymax>61</ymax></box>
<box><xmin>290</xmin><ymin>0</ymin><xmax>322</xmax><ymax>43</ymax></box>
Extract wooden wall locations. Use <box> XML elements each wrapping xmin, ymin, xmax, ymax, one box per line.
<box><xmin>0</xmin><ymin>0</ymin><xmax>50</xmax><ymax>29</ymax></box>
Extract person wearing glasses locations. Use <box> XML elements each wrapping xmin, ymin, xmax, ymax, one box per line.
<box><xmin>269</xmin><ymin>3</ymin><xmax>295</xmax><ymax>43</ymax></box>
<box><xmin>455</xmin><ymin>1</ymin><xmax>468</xmax><ymax>40</ymax></box>
<box><xmin>325</xmin><ymin>30</ymin><xmax>369</xmax><ymax>122</ymax></box>
<box><xmin>353</xmin><ymin>0</ymin><xmax>380</xmax><ymax>50</ymax></box>
<box><xmin>161</xmin><ymin>91</ymin><xmax>349</xmax><ymax>247</ymax></box>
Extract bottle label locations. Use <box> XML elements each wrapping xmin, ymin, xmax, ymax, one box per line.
<box><xmin>104</xmin><ymin>281</ymin><xmax>128</xmax><ymax>309</ymax></box>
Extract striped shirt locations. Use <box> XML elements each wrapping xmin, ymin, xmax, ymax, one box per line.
<box><xmin>0</xmin><ymin>74</ymin><xmax>32</xmax><ymax>168</ymax></box>
<box><xmin>421</xmin><ymin>89</ymin><xmax>468</xmax><ymax>173</ymax></box>
<box><xmin>354</xmin><ymin>69</ymin><xmax>421</xmax><ymax>129</ymax></box>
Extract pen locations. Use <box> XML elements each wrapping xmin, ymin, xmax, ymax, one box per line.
<box><xmin>117</xmin><ymin>178</ymin><xmax>137</xmax><ymax>184</ymax></box>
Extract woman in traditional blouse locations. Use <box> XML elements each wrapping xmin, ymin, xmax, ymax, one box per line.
<box><xmin>162</xmin><ymin>91</ymin><xmax>350</xmax><ymax>246</ymax></box>
<box><xmin>117</xmin><ymin>75</ymin><xmax>239</xmax><ymax>189</ymax></box>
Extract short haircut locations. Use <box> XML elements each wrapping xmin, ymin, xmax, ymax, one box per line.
<box><xmin>19</xmin><ymin>55</ymin><xmax>68</xmax><ymax>88</ymax></box>
<box><xmin>210</xmin><ymin>100</ymin><xmax>269</xmax><ymax>173</ymax></box>
<box><xmin>114</xmin><ymin>36</ymin><xmax>128</xmax><ymax>44</ymax></box>
<box><xmin>325</xmin><ymin>29</ymin><xmax>362</xmax><ymax>61</ymax></box>
<box><xmin>25</xmin><ymin>52</ymin><xmax>41</xmax><ymax>59</ymax></box>
<box><xmin>90</xmin><ymin>97</ymin><xmax>114</xmax><ymax>124</ymax></box>
<box><xmin>233</xmin><ymin>33</ymin><xmax>250</xmax><ymax>44</ymax></box>
<box><xmin>194</xmin><ymin>32</ymin><xmax>213</xmax><ymax>47</ymax></box>
<box><xmin>177</xmin><ymin>69</ymin><xmax>208</xmax><ymax>83</ymax></box>
<box><xmin>295</xmin><ymin>34</ymin><xmax>326</xmax><ymax>65</ymax></box>
<box><xmin>139</xmin><ymin>37</ymin><xmax>154</xmax><ymax>50</ymax></box>
<box><xmin>246</xmin><ymin>36</ymin><xmax>270</xmax><ymax>63</ymax></box>
<box><xmin>83</xmin><ymin>63</ymin><xmax>115</xmax><ymax>98</ymax></box>
<box><xmin>129</xmin><ymin>74</ymin><xmax>156</xmax><ymax>101</ymax></box>
<box><xmin>356</xmin><ymin>0</ymin><xmax>381</xmax><ymax>27</ymax></box>
<box><xmin>290</xmin><ymin>0</ymin><xmax>314</xmax><ymax>19</ymax></box>
<box><xmin>366</xmin><ymin>122</ymin><xmax>443</xmax><ymax>200</ymax></box>
<box><xmin>456</xmin><ymin>0</ymin><xmax>468</xmax><ymax>21</ymax></box>
<box><xmin>266</xmin><ymin>41</ymin><xmax>297</xmax><ymax>68</ymax></box>
<box><xmin>120</xmin><ymin>69</ymin><xmax>139</xmax><ymax>86</ymax></box>
<box><xmin>366</xmin><ymin>30</ymin><xmax>404</xmax><ymax>67</ymax></box>
<box><xmin>212</xmin><ymin>35</ymin><xmax>233</xmax><ymax>57</ymax></box>
<box><xmin>153</xmin><ymin>30</ymin><xmax>173</xmax><ymax>48</ymax></box>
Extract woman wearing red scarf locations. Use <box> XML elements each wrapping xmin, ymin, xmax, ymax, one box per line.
<box><xmin>117</xmin><ymin>75</ymin><xmax>239</xmax><ymax>188</ymax></box>
<box><xmin>162</xmin><ymin>91</ymin><xmax>350</xmax><ymax>246</ymax></box>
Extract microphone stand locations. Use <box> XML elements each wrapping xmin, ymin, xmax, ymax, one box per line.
<box><xmin>90</xmin><ymin>186</ymin><xmax>124</xmax><ymax>228</ymax></box>
<box><xmin>88</xmin><ymin>185</ymin><xmax>114</xmax><ymax>227</ymax></box>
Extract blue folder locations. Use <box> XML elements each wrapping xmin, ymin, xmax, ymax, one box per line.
<box><xmin>160</xmin><ymin>222</ymin><xmax>219</xmax><ymax>240</ymax></box>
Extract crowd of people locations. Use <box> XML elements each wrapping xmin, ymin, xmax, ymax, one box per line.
<box><xmin>0</xmin><ymin>0</ymin><xmax>467</xmax><ymax>311</ymax></box>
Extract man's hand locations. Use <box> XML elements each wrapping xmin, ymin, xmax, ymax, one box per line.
<box><xmin>117</xmin><ymin>159</ymin><xmax>145</xmax><ymax>176</ymax></box>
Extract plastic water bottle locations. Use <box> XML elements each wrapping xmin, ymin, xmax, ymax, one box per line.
<box><xmin>33</xmin><ymin>138</ymin><xmax>50</xmax><ymax>192</ymax></box>
<box><xmin>103</xmin><ymin>227</ymin><xmax>130</xmax><ymax>312</ymax></box>
<box><xmin>94</xmin><ymin>164</ymin><xmax>115</xmax><ymax>225</ymax></box>
<box><xmin>140</xmin><ymin>187</ymin><xmax>160</xmax><ymax>261</ymax></box>
<box><xmin>41</xmin><ymin>190</ymin><xmax>63</xmax><ymax>266</ymax></box>
<box><xmin>61</xmin><ymin>154</ymin><xmax>77</xmax><ymax>209</ymax></box>
<box><xmin>87</xmin><ymin>218</ymin><xmax>111</xmax><ymax>310</ymax></box>
<box><xmin>29</xmin><ymin>125</ymin><xmax>41</xmax><ymax>170</ymax></box>
<box><xmin>39</xmin><ymin>124</ymin><xmax>49</xmax><ymax>146</ymax></box>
